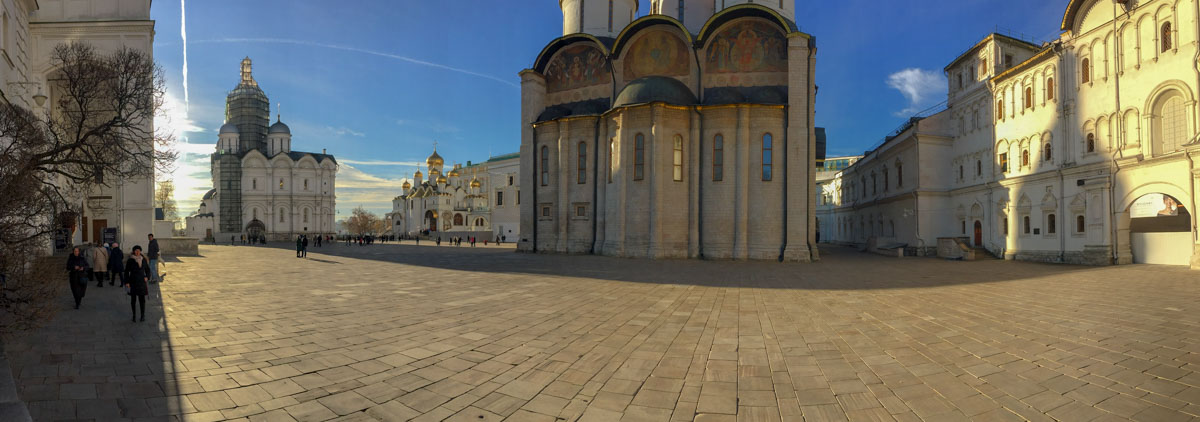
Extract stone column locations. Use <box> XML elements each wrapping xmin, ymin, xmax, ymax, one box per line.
<box><xmin>734</xmin><ymin>105</ymin><xmax>750</xmax><ymax>259</ymax></box>
<box><xmin>614</xmin><ymin>114</ymin><xmax>628</xmax><ymax>256</ymax></box>
<box><xmin>783</xmin><ymin>33</ymin><xmax>815</xmax><ymax>262</ymax></box>
<box><xmin>689</xmin><ymin>109</ymin><xmax>701</xmax><ymax>258</ymax></box>
<box><xmin>557</xmin><ymin>120</ymin><xmax>570</xmax><ymax>253</ymax></box>
<box><xmin>594</xmin><ymin>119</ymin><xmax>609</xmax><ymax>254</ymax></box>
<box><xmin>648</xmin><ymin>105</ymin><xmax>661</xmax><ymax>258</ymax></box>
<box><xmin>518</xmin><ymin>70</ymin><xmax>545</xmax><ymax>252</ymax></box>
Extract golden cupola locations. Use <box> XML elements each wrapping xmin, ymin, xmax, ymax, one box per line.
<box><xmin>426</xmin><ymin>149</ymin><xmax>444</xmax><ymax>168</ymax></box>
<box><xmin>402</xmin><ymin>180</ymin><xmax>412</xmax><ymax>190</ymax></box>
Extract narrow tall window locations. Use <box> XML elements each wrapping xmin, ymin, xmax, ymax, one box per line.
<box><xmin>1000</xmin><ymin>153</ymin><xmax>1009</xmax><ymax>173</ymax></box>
<box><xmin>976</xmin><ymin>160</ymin><xmax>982</xmax><ymax>175</ymax></box>
<box><xmin>1162</xmin><ymin>22</ymin><xmax>1173</xmax><ymax>52</ymax></box>
<box><xmin>1076</xmin><ymin>215</ymin><xmax>1085</xmax><ymax>233</ymax></box>
<box><xmin>607</xmin><ymin>139</ymin><xmax>614</xmax><ymax>183</ymax></box>
<box><xmin>1081</xmin><ymin>58</ymin><xmax>1091</xmax><ymax>84</ymax></box>
<box><xmin>252</xmin><ymin>179</ymin><xmax>257</xmax><ymax>190</ymax></box>
<box><xmin>1047</xmin><ymin>214</ymin><xmax>1056</xmax><ymax>234</ymax></box>
<box><xmin>280</xmin><ymin>209</ymin><xmax>286</xmax><ymax>223</ymax></box>
<box><xmin>1046</xmin><ymin>77</ymin><xmax>1055</xmax><ymax>100</ymax></box>
<box><xmin>1004</xmin><ymin>54</ymin><xmax>1014</xmax><ymax>69</ymax></box>
<box><xmin>761</xmin><ymin>134</ymin><xmax>773</xmax><ymax>181</ymax></box>
<box><xmin>678</xmin><ymin>0</ymin><xmax>684</xmax><ymax>23</ymax></box>
<box><xmin>578</xmin><ymin>142</ymin><xmax>587</xmax><ymax>184</ymax></box>
<box><xmin>496</xmin><ymin>192</ymin><xmax>503</xmax><ymax>206</ymax></box>
<box><xmin>304</xmin><ymin>179</ymin><xmax>309</xmax><ymax>190</ymax></box>
<box><xmin>959</xmin><ymin>165</ymin><xmax>964</xmax><ymax>180</ymax></box>
<box><xmin>303</xmin><ymin>208</ymin><xmax>309</xmax><ymax>223</ymax></box>
<box><xmin>883</xmin><ymin>169</ymin><xmax>889</xmax><ymax>191</ymax></box>
<box><xmin>1023</xmin><ymin>215</ymin><xmax>1030</xmax><ymax>234</ymax></box>
<box><xmin>1003</xmin><ymin>217</ymin><xmax>1009</xmax><ymax>235</ymax></box>
<box><xmin>672</xmin><ymin>135</ymin><xmax>683</xmax><ymax>182</ymax></box>
<box><xmin>997</xmin><ymin>98</ymin><xmax>1005</xmax><ymax>118</ymax></box>
<box><xmin>1025</xmin><ymin>86</ymin><xmax>1033</xmax><ymax>109</ymax></box>
<box><xmin>540</xmin><ymin>146</ymin><xmax>549</xmax><ymax>186</ymax></box>
<box><xmin>712</xmin><ymin>135</ymin><xmax>724</xmax><ymax>181</ymax></box>
<box><xmin>1044</xmin><ymin>143</ymin><xmax>1052</xmax><ymax>162</ymax></box>
<box><xmin>979</xmin><ymin>58</ymin><xmax>987</xmax><ymax>76</ymax></box>
<box><xmin>1086</xmin><ymin>133</ymin><xmax>1096</xmax><ymax>153</ymax></box>
<box><xmin>634</xmin><ymin>134</ymin><xmax>645</xmax><ymax>181</ymax></box>
<box><xmin>897</xmin><ymin>164</ymin><xmax>903</xmax><ymax>187</ymax></box>
<box><xmin>1021</xmin><ymin>149</ymin><xmax>1030</xmax><ymax>167</ymax></box>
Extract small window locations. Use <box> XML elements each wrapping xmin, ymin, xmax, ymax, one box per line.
<box><xmin>1076</xmin><ymin>215</ymin><xmax>1085</xmax><ymax>233</ymax></box>
<box><xmin>1003</xmin><ymin>217</ymin><xmax>1009</xmax><ymax>235</ymax></box>
<box><xmin>1023</xmin><ymin>216</ymin><xmax>1030</xmax><ymax>234</ymax></box>
<box><xmin>304</xmin><ymin>179</ymin><xmax>309</xmax><ymax>190</ymax></box>
<box><xmin>1081</xmin><ymin>58</ymin><xmax>1091</xmax><ymax>84</ymax></box>
<box><xmin>279</xmin><ymin>209</ymin><xmax>286</xmax><ymax>223</ymax></box>
<box><xmin>712</xmin><ymin>135</ymin><xmax>724</xmax><ymax>182</ymax></box>
<box><xmin>634</xmin><ymin>134</ymin><xmax>645</xmax><ymax>181</ymax></box>
<box><xmin>252</xmin><ymin>179</ymin><xmax>257</xmax><ymax>190</ymax></box>
<box><xmin>961</xmin><ymin>220</ymin><xmax>966</xmax><ymax>234</ymax></box>
<box><xmin>303</xmin><ymin>208</ymin><xmax>309</xmax><ymax>223</ymax></box>
<box><xmin>979</xmin><ymin>58</ymin><xmax>987</xmax><ymax>76</ymax></box>
<box><xmin>540</xmin><ymin>146</ymin><xmax>550</xmax><ymax>186</ymax></box>
<box><xmin>976</xmin><ymin>160</ymin><xmax>982</xmax><ymax>175</ymax></box>
<box><xmin>882</xmin><ymin>169</ymin><xmax>889</xmax><ymax>191</ymax></box>
<box><xmin>959</xmin><ymin>165</ymin><xmax>964</xmax><ymax>180</ymax></box>
<box><xmin>279</xmin><ymin>179</ymin><xmax>284</xmax><ymax>189</ymax></box>
<box><xmin>897</xmin><ymin>164</ymin><xmax>903</xmax><ymax>187</ymax></box>
<box><xmin>508</xmin><ymin>176</ymin><xmax>514</xmax><ymax>186</ymax></box>
<box><xmin>761</xmin><ymin>134</ymin><xmax>773</xmax><ymax>181</ymax></box>
<box><xmin>1162</xmin><ymin>22</ymin><xmax>1173</xmax><ymax>52</ymax></box>
<box><xmin>1086</xmin><ymin>133</ymin><xmax>1096</xmax><ymax>153</ymax></box>
<box><xmin>1004</xmin><ymin>54</ymin><xmax>1014</xmax><ymax>69</ymax></box>
<box><xmin>1046</xmin><ymin>77</ymin><xmax>1055</xmax><ymax>101</ymax></box>
<box><xmin>1047</xmin><ymin>214</ymin><xmax>1056</xmax><ymax>234</ymax></box>
<box><xmin>578</xmin><ymin>142</ymin><xmax>587</xmax><ymax>184</ymax></box>
<box><xmin>1025</xmin><ymin>86</ymin><xmax>1033</xmax><ymax>109</ymax></box>
<box><xmin>576</xmin><ymin>206</ymin><xmax>586</xmax><ymax>217</ymax></box>
<box><xmin>672</xmin><ymin>135</ymin><xmax>683</xmax><ymax>182</ymax></box>
<box><xmin>1021</xmin><ymin>149</ymin><xmax>1030</xmax><ymax>167</ymax></box>
<box><xmin>542</xmin><ymin>206</ymin><xmax>550</xmax><ymax>217</ymax></box>
<box><xmin>607</xmin><ymin>139</ymin><xmax>614</xmax><ymax>183</ymax></box>
<box><xmin>1044</xmin><ymin>143</ymin><xmax>1052</xmax><ymax>162</ymax></box>
<box><xmin>1000</xmin><ymin>153</ymin><xmax>1009</xmax><ymax>173</ymax></box>
<box><xmin>997</xmin><ymin>98</ymin><xmax>1005</xmax><ymax>118</ymax></box>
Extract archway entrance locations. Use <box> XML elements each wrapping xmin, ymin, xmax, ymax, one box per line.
<box><xmin>1128</xmin><ymin>193</ymin><xmax>1191</xmax><ymax>265</ymax></box>
<box><xmin>973</xmin><ymin>221</ymin><xmax>982</xmax><ymax>246</ymax></box>
<box><xmin>246</xmin><ymin>219</ymin><xmax>266</xmax><ymax>243</ymax></box>
<box><xmin>424</xmin><ymin>210</ymin><xmax>438</xmax><ymax>232</ymax></box>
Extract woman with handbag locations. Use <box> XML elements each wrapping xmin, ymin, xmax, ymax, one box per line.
<box><xmin>65</xmin><ymin>247</ymin><xmax>89</xmax><ymax>309</ymax></box>
<box><xmin>123</xmin><ymin>245</ymin><xmax>151</xmax><ymax>322</ymax></box>
<box><xmin>91</xmin><ymin>243</ymin><xmax>109</xmax><ymax>287</ymax></box>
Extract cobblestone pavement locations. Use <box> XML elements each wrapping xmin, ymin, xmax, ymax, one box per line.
<box><xmin>6</xmin><ymin>243</ymin><xmax>1200</xmax><ymax>422</ymax></box>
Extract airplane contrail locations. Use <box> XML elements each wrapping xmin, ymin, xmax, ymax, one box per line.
<box><xmin>192</xmin><ymin>37</ymin><xmax>519</xmax><ymax>88</ymax></box>
<box><xmin>180</xmin><ymin>0</ymin><xmax>189</xmax><ymax>113</ymax></box>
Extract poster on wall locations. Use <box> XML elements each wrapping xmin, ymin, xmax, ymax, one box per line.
<box><xmin>1130</xmin><ymin>193</ymin><xmax>1186</xmax><ymax>219</ymax></box>
<box><xmin>102</xmin><ymin>227</ymin><xmax>118</xmax><ymax>245</ymax></box>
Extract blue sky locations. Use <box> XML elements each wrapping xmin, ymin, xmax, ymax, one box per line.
<box><xmin>153</xmin><ymin>0</ymin><xmax>1069</xmax><ymax>217</ymax></box>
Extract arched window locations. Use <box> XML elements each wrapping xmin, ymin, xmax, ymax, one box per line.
<box><xmin>1025</xmin><ymin>86</ymin><xmax>1033</xmax><ymax>109</ymax></box>
<box><xmin>303</xmin><ymin>179</ymin><xmax>309</xmax><ymax>190</ymax></box>
<box><xmin>672</xmin><ymin>135</ymin><xmax>683</xmax><ymax>182</ymax></box>
<box><xmin>634</xmin><ymin>134</ymin><xmax>645</xmax><ymax>180</ymax></box>
<box><xmin>1076</xmin><ymin>215</ymin><xmax>1085</xmax><ymax>233</ymax></box>
<box><xmin>454</xmin><ymin>214</ymin><xmax>464</xmax><ymax>226</ymax></box>
<box><xmin>1086</xmin><ymin>133</ymin><xmax>1096</xmax><ymax>153</ymax></box>
<box><xmin>997</xmin><ymin>98</ymin><xmax>1005</xmax><ymax>118</ymax></box>
<box><xmin>540</xmin><ymin>146</ymin><xmax>549</xmax><ymax>186</ymax></box>
<box><xmin>1047</xmin><ymin>214</ymin><xmax>1057</xmax><ymax>234</ymax></box>
<box><xmin>1023</xmin><ymin>215</ymin><xmax>1030</xmax><ymax>234</ymax></box>
<box><xmin>712</xmin><ymin>135</ymin><xmax>724</xmax><ymax>181</ymax></box>
<box><xmin>1162</xmin><ymin>22</ymin><xmax>1173</xmax><ymax>52</ymax></box>
<box><xmin>1081</xmin><ymin>58</ymin><xmax>1091</xmax><ymax>84</ymax></box>
<box><xmin>279</xmin><ymin>179</ymin><xmax>284</xmax><ymax>190</ymax></box>
<box><xmin>999</xmin><ymin>152</ymin><xmax>1009</xmax><ymax>173</ymax></box>
<box><xmin>882</xmin><ymin>168</ymin><xmax>889</xmax><ymax>191</ymax></box>
<box><xmin>896</xmin><ymin>163</ymin><xmax>903</xmax><ymax>187</ymax></box>
<box><xmin>976</xmin><ymin>160</ymin><xmax>982</xmax><ymax>175</ymax></box>
<box><xmin>1046</xmin><ymin>77</ymin><xmax>1055</xmax><ymax>101</ymax></box>
<box><xmin>303</xmin><ymin>208</ymin><xmax>309</xmax><ymax>223</ymax></box>
<box><xmin>1021</xmin><ymin>149</ymin><xmax>1030</xmax><ymax>167</ymax></box>
<box><xmin>761</xmin><ymin>134</ymin><xmax>773</xmax><ymax>181</ymax></box>
<box><xmin>1044</xmin><ymin>143</ymin><xmax>1052</xmax><ymax>162</ymax></box>
<box><xmin>1154</xmin><ymin>92</ymin><xmax>1188</xmax><ymax>155</ymax></box>
<box><xmin>578</xmin><ymin>142</ymin><xmax>587</xmax><ymax>184</ymax></box>
<box><xmin>279</xmin><ymin>209</ymin><xmax>286</xmax><ymax>223</ymax></box>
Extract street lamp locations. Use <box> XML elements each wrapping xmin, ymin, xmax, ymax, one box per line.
<box><xmin>8</xmin><ymin>81</ymin><xmax>46</xmax><ymax>107</ymax></box>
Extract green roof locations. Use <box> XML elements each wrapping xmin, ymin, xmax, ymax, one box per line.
<box><xmin>487</xmin><ymin>152</ymin><xmax>520</xmax><ymax>162</ymax></box>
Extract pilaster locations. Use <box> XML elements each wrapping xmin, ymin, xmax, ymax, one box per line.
<box><xmin>517</xmin><ymin>70</ymin><xmax>545</xmax><ymax>252</ymax></box>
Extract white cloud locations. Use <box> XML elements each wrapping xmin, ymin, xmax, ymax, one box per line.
<box><xmin>886</xmin><ymin>68</ymin><xmax>946</xmax><ymax>116</ymax></box>
<box><xmin>325</xmin><ymin>126</ymin><xmax>365</xmax><ymax>137</ymax></box>
<box><xmin>340</xmin><ymin>159</ymin><xmax>423</xmax><ymax>166</ymax></box>
<box><xmin>335</xmin><ymin>164</ymin><xmax>408</xmax><ymax>215</ymax></box>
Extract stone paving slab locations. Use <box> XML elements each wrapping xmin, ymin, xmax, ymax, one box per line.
<box><xmin>5</xmin><ymin>242</ymin><xmax>1200</xmax><ymax>421</ymax></box>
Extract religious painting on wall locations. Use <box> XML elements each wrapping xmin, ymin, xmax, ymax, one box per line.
<box><xmin>623</xmin><ymin>30</ymin><xmax>690</xmax><ymax>79</ymax></box>
<box><xmin>705</xmin><ymin>20</ymin><xmax>787</xmax><ymax>74</ymax></box>
<box><xmin>545</xmin><ymin>44</ymin><xmax>610</xmax><ymax>93</ymax></box>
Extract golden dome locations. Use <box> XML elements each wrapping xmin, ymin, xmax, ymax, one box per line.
<box><xmin>436</xmin><ymin>175</ymin><xmax>448</xmax><ymax>184</ymax></box>
<box><xmin>448</xmin><ymin>168</ymin><xmax>460</xmax><ymax>177</ymax></box>
<box><xmin>426</xmin><ymin>150</ymin><xmax>444</xmax><ymax>167</ymax></box>
<box><xmin>429</xmin><ymin>168</ymin><xmax>441</xmax><ymax>177</ymax></box>
<box><xmin>402</xmin><ymin>180</ymin><xmax>412</xmax><ymax>190</ymax></box>
<box><xmin>470</xmin><ymin>177</ymin><xmax>481</xmax><ymax>188</ymax></box>
<box><xmin>414</xmin><ymin>169</ymin><xmax>423</xmax><ymax>178</ymax></box>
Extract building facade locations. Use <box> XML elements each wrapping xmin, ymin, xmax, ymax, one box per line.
<box><xmin>826</xmin><ymin>0</ymin><xmax>1200</xmax><ymax>268</ymax></box>
<box><xmin>520</xmin><ymin>0</ymin><xmax>819</xmax><ymax>261</ymax></box>
<box><xmin>0</xmin><ymin>0</ymin><xmax>157</xmax><ymax>249</ymax></box>
<box><xmin>186</xmin><ymin>58</ymin><xmax>338</xmax><ymax>242</ymax></box>
<box><xmin>390</xmin><ymin>150</ymin><xmax>518</xmax><ymax>241</ymax></box>
<box><xmin>815</xmin><ymin>154</ymin><xmax>861</xmax><ymax>243</ymax></box>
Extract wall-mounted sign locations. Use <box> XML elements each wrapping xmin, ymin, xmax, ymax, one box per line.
<box><xmin>1131</xmin><ymin>193</ymin><xmax>1186</xmax><ymax>219</ymax></box>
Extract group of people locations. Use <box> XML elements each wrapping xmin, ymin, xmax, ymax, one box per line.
<box><xmin>295</xmin><ymin>234</ymin><xmax>324</xmax><ymax>257</ymax></box>
<box><xmin>65</xmin><ymin>234</ymin><xmax>161</xmax><ymax>322</ymax></box>
<box><xmin>436</xmin><ymin>236</ymin><xmax>482</xmax><ymax>247</ymax></box>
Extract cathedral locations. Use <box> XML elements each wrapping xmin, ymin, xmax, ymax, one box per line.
<box><xmin>186</xmin><ymin>59</ymin><xmax>338</xmax><ymax>242</ymax></box>
<box><xmin>518</xmin><ymin>0</ymin><xmax>819</xmax><ymax>261</ymax></box>
<box><xmin>824</xmin><ymin>0</ymin><xmax>1200</xmax><ymax>268</ymax></box>
<box><xmin>390</xmin><ymin>150</ymin><xmax>521</xmax><ymax>242</ymax></box>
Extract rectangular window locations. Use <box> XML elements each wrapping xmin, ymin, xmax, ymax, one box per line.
<box><xmin>1004</xmin><ymin>54</ymin><xmax>1013</xmax><ymax>69</ymax></box>
<box><xmin>634</xmin><ymin>134</ymin><xmax>645</xmax><ymax>181</ymax></box>
<box><xmin>576</xmin><ymin>205</ymin><xmax>586</xmax><ymax>217</ymax></box>
<box><xmin>999</xmin><ymin>153</ymin><xmax>1009</xmax><ymax>173</ymax></box>
<box><xmin>672</xmin><ymin>136</ymin><xmax>683</xmax><ymax>182</ymax></box>
<box><xmin>608</xmin><ymin>140</ymin><xmax>614</xmax><ymax>183</ymax></box>
<box><xmin>578</xmin><ymin>142</ymin><xmax>587</xmax><ymax>184</ymax></box>
<box><xmin>1047</xmin><ymin>214</ymin><xmax>1056</xmax><ymax>234</ymax></box>
<box><xmin>713</xmin><ymin>135</ymin><xmax>724</xmax><ymax>181</ymax></box>
<box><xmin>979</xmin><ymin>58</ymin><xmax>987</xmax><ymax>76</ymax></box>
<box><xmin>540</xmin><ymin>146</ymin><xmax>550</xmax><ymax>186</ymax></box>
<box><xmin>517</xmin><ymin>190</ymin><xmax>521</xmax><ymax>204</ymax></box>
<box><xmin>762</xmin><ymin>134</ymin><xmax>773</xmax><ymax>181</ymax></box>
<box><xmin>496</xmin><ymin>192</ymin><xmax>503</xmax><ymax>206</ymax></box>
<box><xmin>542</xmin><ymin>206</ymin><xmax>550</xmax><ymax>217</ymax></box>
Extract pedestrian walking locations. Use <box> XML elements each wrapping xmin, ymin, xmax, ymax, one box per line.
<box><xmin>147</xmin><ymin>234</ymin><xmax>161</xmax><ymax>283</ymax></box>
<box><xmin>66</xmin><ymin>247</ymin><xmax>89</xmax><ymax>309</ymax></box>
<box><xmin>296</xmin><ymin>236</ymin><xmax>303</xmax><ymax>258</ymax></box>
<box><xmin>302</xmin><ymin>235</ymin><xmax>309</xmax><ymax>257</ymax></box>
<box><xmin>124</xmin><ymin>246</ymin><xmax>151</xmax><ymax>322</ymax></box>
<box><xmin>91</xmin><ymin>243</ymin><xmax>109</xmax><ymax>287</ymax></box>
<box><xmin>108</xmin><ymin>242</ymin><xmax>125</xmax><ymax>286</ymax></box>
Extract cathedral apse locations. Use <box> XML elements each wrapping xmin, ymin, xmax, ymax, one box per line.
<box><xmin>545</xmin><ymin>44</ymin><xmax>610</xmax><ymax>93</ymax></box>
<box><xmin>705</xmin><ymin>20</ymin><xmax>788</xmax><ymax>74</ymax></box>
<box><xmin>623</xmin><ymin>30</ymin><xmax>690</xmax><ymax>79</ymax></box>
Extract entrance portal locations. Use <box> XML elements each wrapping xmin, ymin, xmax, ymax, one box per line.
<box><xmin>973</xmin><ymin>221</ymin><xmax>982</xmax><ymax>246</ymax></box>
<box><xmin>1128</xmin><ymin>193</ymin><xmax>1191</xmax><ymax>265</ymax></box>
<box><xmin>425</xmin><ymin>210</ymin><xmax>438</xmax><ymax>232</ymax></box>
<box><xmin>246</xmin><ymin>219</ymin><xmax>266</xmax><ymax>243</ymax></box>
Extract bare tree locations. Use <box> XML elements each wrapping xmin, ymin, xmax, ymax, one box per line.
<box><xmin>0</xmin><ymin>42</ymin><xmax>175</xmax><ymax>334</ymax></box>
<box><xmin>344</xmin><ymin>207</ymin><xmax>386</xmax><ymax>236</ymax></box>
<box><xmin>155</xmin><ymin>180</ymin><xmax>178</xmax><ymax>221</ymax></box>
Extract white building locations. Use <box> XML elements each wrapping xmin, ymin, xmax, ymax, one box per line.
<box><xmin>486</xmin><ymin>152</ymin><xmax>521</xmax><ymax>242</ymax></box>
<box><xmin>390</xmin><ymin>150</ymin><xmax>519</xmax><ymax>242</ymax></box>
<box><xmin>826</xmin><ymin>0</ymin><xmax>1200</xmax><ymax>268</ymax></box>
<box><xmin>0</xmin><ymin>0</ymin><xmax>157</xmax><ymax>249</ymax></box>
<box><xmin>186</xmin><ymin>58</ymin><xmax>338</xmax><ymax>242</ymax></box>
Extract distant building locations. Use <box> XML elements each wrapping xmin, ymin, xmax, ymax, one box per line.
<box><xmin>825</xmin><ymin>0</ymin><xmax>1200</xmax><ymax>268</ymax></box>
<box><xmin>815</xmin><ymin>154</ymin><xmax>861</xmax><ymax>242</ymax></box>
<box><xmin>390</xmin><ymin>150</ymin><xmax>520</xmax><ymax>242</ymax></box>
<box><xmin>186</xmin><ymin>58</ymin><xmax>338</xmax><ymax>242</ymax></box>
<box><xmin>520</xmin><ymin>0</ymin><xmax>819</xmax><ymax>260</ymax></box>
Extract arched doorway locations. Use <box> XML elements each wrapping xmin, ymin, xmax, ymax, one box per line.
<box><xmin>424</xmin><ymin>210</ymin><xmax>438</xmax><ymax>232</ymax></box>
<box><xmin>246</xmin><ymin>219</ymin><xmax>265</xmax><ymax>243</ymax></box>
<box><xmin>973</xmin><ymin>221</ymin><xmax>982</xmax><ymax>246</ymax></box>
<box><xmin>1127</xmin><ymin>193</ymin><xmax>1191</xmax><ymax>265</ymax></box>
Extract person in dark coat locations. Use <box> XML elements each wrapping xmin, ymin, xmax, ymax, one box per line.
<box><xmin>147</xmin><ymin>234</ymin><xmax>161</xmax><ymax>283</ymax></box>
<box><xmin>124</xmin><ymin>245</ymin><xmax>151</xmax><ymax>322</ymax></box>
<box><xmin>295</xmin><ymin>236</ymin><xmax>303</xmax><ymax>258</ymax></box>
<box><xmin>108</xmin><ymin>242</ymin><xmax>125</xmax><ymax>286</ymax></box>
<box><xmin>301</xmin><ymin>235</ymin><xmax>308</xmax><ymax>257</ymax></box>
<box><xmin>66</xmin><ymin>247</ymin><xmax>88</xmax><ymax>309</ymax></box>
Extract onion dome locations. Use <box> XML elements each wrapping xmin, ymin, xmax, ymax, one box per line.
<box><xmin>402</xmin><ymin>180</ymin><xmax>412</xmax><ymax>190</ymax></box>
<box><xmin>429</xmin><ymin>168</ymin><xmax>441</xmax><ymax>177</ymax></box>
<box><xmin>427</xmin><ymin>149</ymin><xmax>444</xmax><ymax>167</ymax></box>
<box><xmin>269</xmin><ymin>119</ymin><xmax>291</xmax><ymax>134</ymax></box>
<box><xmin>436</xmin><ymin>175</ymin><xmax>448</xmax><ymax>185</ymax></box>
<box><xmin>470</xmin><ymin>177</ymin><xmax>481</xmax><ymax>188</ymax></box>
<box><xmin>448</xmin><ymin>167</ymin><xmax>460</xmax><ymax>177</ymax></box>
<box><xmin>414</xmin><ymin>169</ymin><xmax>422</xmax><ymax>178</ymax></box>
<box><xmin>219</xmin><ymin>122</ymin><xmax>239</xmax><ymax>134</ymax></box>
